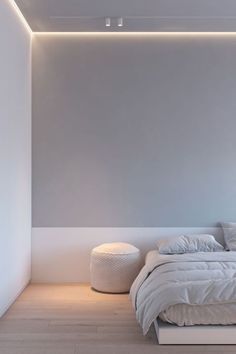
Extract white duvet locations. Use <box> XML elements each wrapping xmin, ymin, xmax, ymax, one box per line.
<box><xmin>130</xmin><ymin>251</ymin><xmax>236</xmax><ymax>334</ymax></box>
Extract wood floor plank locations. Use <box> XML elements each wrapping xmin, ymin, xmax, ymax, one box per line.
<box><xmin>0</xmin><ymin>284</ymin><xmax>235</xmax><ymax>353</ymax></box>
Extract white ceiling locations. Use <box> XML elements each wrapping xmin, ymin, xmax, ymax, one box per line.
<box><xmin>15</xmin><ymin>0</ymin><xmax>236</xmax><ymax>32</ymax></box>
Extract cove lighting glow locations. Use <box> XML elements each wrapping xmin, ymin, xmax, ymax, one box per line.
<box><xmin>8</xmin><ymin>0</ymin><xmax>32</xmax><ymax>34</ymax></box>
<box><xmin>33</xmin><ymin>32</ymin><xmax>236</xmax><ymax>36</ymax></box>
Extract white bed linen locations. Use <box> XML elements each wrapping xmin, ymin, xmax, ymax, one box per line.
<box><xmin>157</xmin><ymin>234</ymin><xmax>223</xmax><ymax>254</ymax></box>
<box><xmin>130</xmin><ymin>250</ymin><xmax>236</xmax><ymax>334</ymax></box>
<box><xmin>159</xmin><ymin>303</ymin><xmax>236</xmax><ymax>326</ymax></box>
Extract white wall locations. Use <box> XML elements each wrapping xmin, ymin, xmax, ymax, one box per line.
<box><xmin>0</xmin><ymin>1</ymin><xmax>31</xmax><ymax>316</ymax></box>
<box><xmin>32</xmin><ymin>227</ymin><xmax>224</xmax><ymax>282</ymax></box>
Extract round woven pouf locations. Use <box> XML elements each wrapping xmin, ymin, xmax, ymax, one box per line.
<box><xmin>90</xmin><ymin>242</ymin><xmax>141</xmax><ymax>293</ymax></box>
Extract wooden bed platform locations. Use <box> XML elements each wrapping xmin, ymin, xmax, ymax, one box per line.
<box><xmin>154</xmin><ymin>319</ymin><xmax>236</xmax><ymax>344</ymax></box>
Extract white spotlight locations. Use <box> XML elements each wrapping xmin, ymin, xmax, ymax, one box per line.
<box><xmin>118</xmin><ymin>17</ymin><xmax>123</xmax><ymax>27</ymax></box>
<box><xmin>105</xmin><ymin>18</ymin><xmax>111</xmax><ymax>27</ymax></box>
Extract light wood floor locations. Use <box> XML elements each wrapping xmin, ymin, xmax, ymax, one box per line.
<box><xmin>0</xmin><ymin>284</ymin><xmax>236</xmax><ymax>354</ymax></box>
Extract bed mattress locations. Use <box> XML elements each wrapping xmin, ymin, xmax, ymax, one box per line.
<box><xmin>159</xmin><ymin>303</ymin><xmax>236</xmax><ymax>326</ymax></box>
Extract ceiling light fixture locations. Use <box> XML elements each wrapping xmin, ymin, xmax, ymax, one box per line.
<box><xmin>117</xmin><ymin>18</ymin><xmax>123</xmax><ymax>27</ymax></box>
<box><xmin>105</xmin><ymin>18</ymin><xmax>111</xmax><ymax>27</ymax></box>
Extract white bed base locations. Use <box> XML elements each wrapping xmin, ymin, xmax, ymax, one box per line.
<box><xmin>154</xmin><ymin>319</ymin><xmax>236</xmax><ymax>345</ymax></box>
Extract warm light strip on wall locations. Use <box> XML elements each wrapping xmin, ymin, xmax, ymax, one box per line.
<box><xmin>8</xmin><ymin>0</ymin><xmax>32</xmax><ymax>34</ymax></box>
<box><xmin>33</xmin><ymin>32</ymin><xmax>236</xmax><ymax>36</ymax></box>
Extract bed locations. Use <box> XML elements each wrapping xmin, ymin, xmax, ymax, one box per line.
<box><xmin>130</xmin><ymin>250</ymin><xmax>236</xmax><ymax>344</ymax></box>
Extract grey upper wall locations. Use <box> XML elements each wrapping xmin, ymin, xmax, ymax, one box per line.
<box><xmin>32</xmin><ymin>35</ymin><xmax>236</xmax><ymax>227</ymax></box>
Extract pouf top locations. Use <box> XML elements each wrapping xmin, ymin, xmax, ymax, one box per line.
<box><xmin>92</xmin><ymin>242</ymin><xmax>139</xmax><ymax>255</ymax></box>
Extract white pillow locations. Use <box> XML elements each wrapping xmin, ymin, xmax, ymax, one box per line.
<box><xmin>221</xmin><ymin>222</ymin><xmax>236</xmax><ymax>251</ymax></box>
<box><xmin>157</xmin><ymin>234</ymin><xmax>224</xmax><ymax>254</ymax></box>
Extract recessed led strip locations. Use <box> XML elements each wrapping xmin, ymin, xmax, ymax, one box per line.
<box><xmin>33</xmin><ymin>32</ymin><xmax>236</xmax><ymax>36</ymax></box>
<box><xmin>8</xmin><ymin>0</ymin><xmax>32</xmax><ymax>34</ymax></box>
